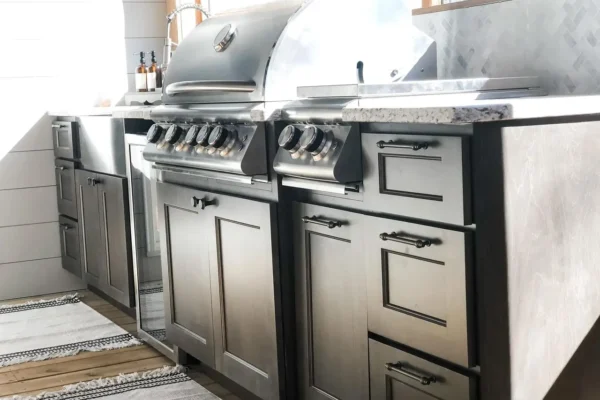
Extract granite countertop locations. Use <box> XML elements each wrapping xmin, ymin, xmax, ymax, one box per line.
<box><xmin>48</xmin><ymin>106</ymin><xmax>155</xmax><ymax>119</ymax></box>
<box><xmin>342</xmin><ymin>94</ymin><xmax>600</xmax><ymax>124</ymax></box>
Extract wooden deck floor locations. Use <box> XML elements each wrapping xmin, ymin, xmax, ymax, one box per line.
<box><xmin>0</xmin><ymin>290</ymin><xmax>239</xmax><ymax>399</ymax></box>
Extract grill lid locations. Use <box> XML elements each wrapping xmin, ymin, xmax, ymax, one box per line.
<box><xmin>163</xmin><ymin>0</ymin><xmax>302</xmax><ymax>105</ymax></box>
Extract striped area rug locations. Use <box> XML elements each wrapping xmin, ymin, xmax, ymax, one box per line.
<box><xmin>2</xmin><ymin>366</ymin><xmax>219</xmax><ymax>400</ymax></box>
<box><xmin>0</xmin><ymin>294</ymin><xmax>140</xmax><ymax>367</ymax></box>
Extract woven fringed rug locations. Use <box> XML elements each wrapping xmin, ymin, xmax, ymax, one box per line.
<box><xmin>3</xmin><ymin>366</ymin><xmax>220</xmax><ymax>400</ymax></box>
<box><xmin>0</xmin><ymin>294</ymin><xmax>140</xmax><ymax>367</ymax></box>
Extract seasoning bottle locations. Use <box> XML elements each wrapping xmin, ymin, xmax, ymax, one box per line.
<box><xmin>149</xmin><ymin>50</ymin><xmax>162</xmax><ymax>90</ymax></box>
<box><xmin>148</xmin><ymin>51</ymin><xmax>158</xmax><ymax>92</ymax></box>
<box><xmin>135</xmin><ymin>51</ymin><xmax>148</xmax><ymax>92</ymax></box>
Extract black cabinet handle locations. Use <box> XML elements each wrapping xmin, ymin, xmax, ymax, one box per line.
<box><xmin>376</xmin><ymin>140</ymin><xmax>429</xmax><ymax>151</ymax></box>
<box><xmin>92</xmin><ymin>178</ymin><xmax>102</xmax><ymax>186</ymax></box>
<box><xmin>302</xmin><ymin>216</ymin><xmax>343</xmax><ymax>229</ymax></box>
<box><xmin>191</xmin><ymin>196</ymin><xmax>216</xmax><ymax>210</ymax></box>
<box><xmin>385</xmin><ymin>362</ymin><xmax>437</xmax><ymax>386</ymax></box>
<box><xmin>380</xmin><ymin>232</ymin><xmax>432</xmax><ymax>248</ymax></box>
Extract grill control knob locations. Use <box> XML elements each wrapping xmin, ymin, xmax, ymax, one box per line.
<box><xmin>208</xmin><ymin>126</ymin><xmax>229</xmax><ymax>148</ymax></box>
<box><xmin>196</xmin><ymin>125</ymin><xmax>212</xmax><ymax>147</ymax></box>
<box><xmin>165</xmin><ymin>125</ymin><xmax>183</xmax><ymax>144</ymax></box>
<box><xmin>300</xmin><ymin>125</ymin><xmax>324</xmax><ymax>153</ymax></box>
<box><xmin>147</xmin><ymin>124</ymin><xmax>163</xmax><ymax>143</ymax></box>
<box><xmin>184</xmin><ymin>125</ymin><xmax>200</xmax><ymax>146</ymax></box>
<box><xmin>278</xmin><ymin>125</ymin><xmax>301</xmax><ymax>151</ymax></box>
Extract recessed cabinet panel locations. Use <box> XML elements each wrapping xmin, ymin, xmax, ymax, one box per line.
<box><xmin>208</xmin><ymin>195</ymin><xmax>279</xmax><ymax>400</ymax></box>
<box><xmin>366</xmin><ymin>215</ymin><xmax>475</xmax><ymax>367</ymax></box>
<box><xmin>363</xmin><ymin>133</ymin><xmax>471</xmax><ymax>225</ymax></box>
<box><xmin>97</xmin><ymin>175</ymin><xmax>133</xmax><ymax>306</ymax></box>
<box><xmin>55</xmin><ymin>159</ymin><xmax>77</xmax><ymax>220</ymax></box>
<box><xmin>157</xmin><ymin>182</ymin><xmax>214</xmax><ymax>367</ymax></box>
<box><xmin>369</xmin><ymin>339</ymin><xmax>475</xmax><ymax>400</ymax></box>
<box><xmin>76</xmin><ymin>170</ymin><xmax>104</xmax><ymax>287</ymax></box>
<box><xmin>294</xmin><ymin>202</ymin><xmax>369</xmax><ymax>400</ymax></box>
<box><xmin>52</xmin><ymin>121</ymin><xmax>79</xmax><ymax>160</ymax></box>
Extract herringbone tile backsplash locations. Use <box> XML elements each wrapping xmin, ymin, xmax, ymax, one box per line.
<box><xmin>412</xmin><ymin>0</ymin><xmax>600</xmax><ymax>94</ymax></box>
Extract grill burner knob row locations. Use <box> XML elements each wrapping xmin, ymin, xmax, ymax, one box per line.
<box><xmin>165</xmin><ymin>124</ymin><xmax>183</xmax><ymax>144</ymax></box>
<box><xmin>196</xmin><ymin>125</ymin><xmax>212</xmax><ymax>147</ymax></box>
<box><xmin>278</xmin><ymin>125</ymin><xmax>301</xmax><ymax>151</ymax></box>
<box><xmin>147</xmin><ymin>124</ymin><xmax>164</xmax><ymax>143</ymax></box>
<box><xmin>208</xmin><ymin>126</ymin><xmax>230</xmax><ymax>149</ymax></box>
<box><xmin>300</xmin><ymin>125</ymin><xmax>324</xmax><ymax>153</ymax></box>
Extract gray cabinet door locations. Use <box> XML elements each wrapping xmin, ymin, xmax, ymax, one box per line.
<box><xmin>365</xmin><ymin>215</ymin><xmax>475</xmax><ymax>367</ymax></box>
<box><xmin>207</xmin><ymin>193</ymin><xmax>279</xmax><ymax>400</ymax></box>
<box><xmin>53</xmin><ymin>121</ymin><xmax>79</xmax><ymax>160</ymax></box>
<box><xmin>157</xmin><ymin>182</ymin><xmax>214</xmax><ymax>368</ymax></box>
<box><xmin>59</xmin><ymin>216</ymin><xmax>81</xmax><ymax>278</ymax></box>
<box><xmin>76</xmin><ymin>169</ymin><xmax>105</xmax><ymax>288</ymax></box>
<box><xmin>97</xmin><ymin>174</ymin><xmax>134</xmax><ymax>307</ymax></box>
<box><xmin>369</xmin><ymin>339</ymin><xmax>475</xmax><ymax>400</ymax></box>
<box><xmin>293</xmin><ymin>203</ymin><xmax>369</xmax><ymax>400</ymax></box>
<box><xmin>55</xmin><ymin>159</ymin><xmax>77</xmax><ymax>220</ymax></box>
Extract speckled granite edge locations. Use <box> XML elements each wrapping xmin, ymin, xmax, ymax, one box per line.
<box><xmin>342</xmin><ymin>104</ymin><xmax>513</xmax><ymax>124</ymax></box>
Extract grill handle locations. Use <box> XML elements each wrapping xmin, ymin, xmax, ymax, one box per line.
<box><xmin>380</xmin><ymin>232</ymin><xmax>432</xmax><ymax>248</ymax></box>
<box><xmin>302</xmin><ymin>216</ymin><xmax>343</xmax><ymax>229</ymax></box>
<box><xmin>385</xmin><ymin>362</ymin><xmax>437</xmax><ymax>386</ymax></box>
<box><xmin>377</xmin><ymin>140</ymin><xmax>429</xmax><ymax>151</ymax></box>
<box><xmin>166</xmin><ymin>80</ymin><xmax>256</xmax><ymax>96</ymax></box>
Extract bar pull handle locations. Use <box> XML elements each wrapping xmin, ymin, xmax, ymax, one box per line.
<box><xmin>55</xmin><ymin>166</ymin><xmax>66</xmax><ymax>171</ymax></box>
<box><xmin>51</xmin><ymin>124</ymin><xmax>62</xmax><ymax>129</ymax></box>
<box><xmin>191</xmin><ymin>196</ymin><xmax>216</xmax><ymax>210</ymax></box>
<box><xmin>386</xmin><ymin>362</ymin><xmax>437</xmax><ymax>386</ymax></box>
<box><xmin>377</xmin><ymin>140</ymin><xmax>429</xmax><ymax>151</ymax></box>
<box><xmin>59</xmin><ymin>223</ymin><xmax>73</xmax><ymax>231</ymax></box>
<box><xmin>380</xmin><ymin>232</ymin><xmax>432</xmax><ymax>249</ymax></box>
<box><xmin>302</xmin><ymin>216</ymin><xmax>343</xmax><ymax>229</ymax></box>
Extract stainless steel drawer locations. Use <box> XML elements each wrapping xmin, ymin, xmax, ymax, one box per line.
<box><xmin>59</xmin><ymin>216</ymin><xmax>81</xmax><ymax>278</ymax></box>
<box><xmin>366</xmin><ymin>215</ymin><xmax>475</xmax><ymax>367</ymax></box>
<box><xmin>52</xmin><ymin>121</ymin><xmax>79</xmax><ymax>160</ymax></box>
<box><xmin>362</xmin><ymin>133</ymin><xmax>472</xmax><ymax>225</ymax></box>
<box><xmin>369</xmin><ymin>339</ymin><xmax>476</xmax><ymax>400</ymax></box>
<box><xmin>55</xmin><ymin>159</ymin><xmax>77</xmax><ymax>220</ymax></box>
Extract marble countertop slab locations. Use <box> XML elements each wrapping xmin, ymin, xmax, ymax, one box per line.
<box><xmin>48</xmin><ymin>106</ymin><xmax>155</xmax><ymax>119</ymax></box>
<box><xmin>342</xmin><ymin>94</ymin><xmax>600</xmax><ymax>124</ymax></box>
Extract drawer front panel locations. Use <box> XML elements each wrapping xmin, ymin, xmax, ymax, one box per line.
<box><xmin>55</xmin><ymin>159</ymin><xmax>77</xmax><ymax>220</ymax></box>
<box><xmin>369</xmin><ymin>339</ymin><xmax>475</xmax><ymax>400</ymax></box>
<box><xmin>59</xmin><ymin>216</ymin><xmax>81</xmax><ymax>278</ymax></box>
<box><xmin>363</xmin><ymin>133</ymin><xmax>471</xmax><ymax>225</ymax></box>
<box><xmin>366</xmin><ymin>215</ymin><xmax>474</xmax><ymax>366</ymax></box>
<box><xmin>52</xmin><ymin>121</ymin><xmax>79</xmax><ymax>160</ymax></box>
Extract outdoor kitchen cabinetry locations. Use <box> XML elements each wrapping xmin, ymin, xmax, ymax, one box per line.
<box><xmin>293</xmin><ymin>202</ymin><xmax>369</xmax><ymax>400</ymax></box>
<box><xmin>157</xmin><ymin>181</ymin><xmax>280</xmax><ymax>400</ymax></box>
<box><xmin>76</xmin><ymin>169</ymin><xmax>134</xmax><ymax>307</ymax></box>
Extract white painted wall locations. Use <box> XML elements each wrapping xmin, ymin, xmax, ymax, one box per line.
<box><xmin>0</xmin><ymin>0</ymin><xmax>167</xmax><ymax>300</ymax></box>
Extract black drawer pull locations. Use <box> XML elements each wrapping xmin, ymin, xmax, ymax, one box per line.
<box><xmin>376</xmin><ymin>140</ymin><xmax>429</xmax><ymax>151</ymax></box>
<box><xmin>380</xmin><ymin>232</ymin><xmax>431</xmax><ymax>248</ymax></box>
<box><xmin>59</xmin><ymin>223</ymin><xmax>73</xmax><ymax>231</ymax></box>
<box><xmin>386</xmin><ymin>362</ymin><xmax>437</xmax><ymax>386</ymax></box>
<box><xmin>191</xmin><ymin>196</ymin><xmax>216</xmax><ymax>210</ymax></box>
<box><xmin>302</xmin><ymin>216</ymin><xmax>343</xmax><ymax>229</ymax></box>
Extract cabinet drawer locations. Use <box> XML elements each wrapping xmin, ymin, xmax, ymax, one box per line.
<box><xmin>59</xmin><ymin>215</ymin><xmax>81</xmax><ymax>278</ymax></box>
<box><xmin>369</xmin><ymin>339</ymin><xmax>476</xmax><ymax>400</ymax></box>
<box><xmin>52</xmin><ymin>121</ymin><xmax>79</xmax><ymax>160</ymax></box>
<box><xmin>366</xmin><ymin>215</ymin><xmax>475</xmax><ymax>367</ymax></box>
<box><xmin>363</xmin><ymin>133</ymin><xmax>471</xmax><ymax>225</ymax></box>
<box><xmin>55</xmin><ymin>159</ymin><xmax>77</xmax><ymax>220</ymax></box>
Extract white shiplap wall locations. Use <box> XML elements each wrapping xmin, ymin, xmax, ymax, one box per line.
<box><xmin>0</xmin><ymin>0</ymin><xmax>166</xmax><ymax>300</ymax></box>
